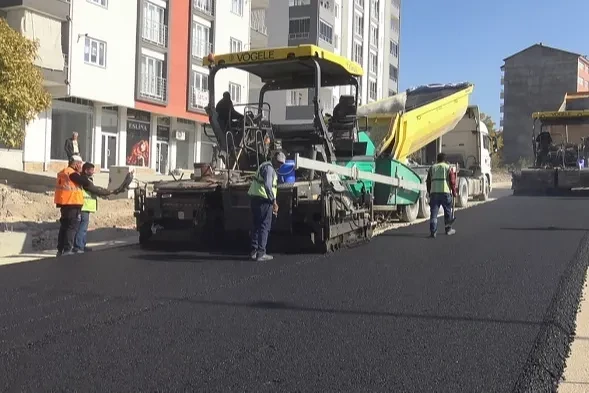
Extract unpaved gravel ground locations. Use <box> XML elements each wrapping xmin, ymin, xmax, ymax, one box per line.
<box><xmin>0</xmin><ymin>183</ymin><xmax>135</xmax><ymax>251</ymax></box>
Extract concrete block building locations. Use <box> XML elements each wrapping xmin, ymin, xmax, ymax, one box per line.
<box><xmin>500</xmin><ymin>43</ymin><xmax>589</xmax><ymax>164</ymax></box>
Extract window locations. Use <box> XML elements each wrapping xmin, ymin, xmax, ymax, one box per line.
<box><xmin>229</xmin><ymin>82</ymin><xmax>241</xmax><ymax>103</ymax></box>
<box><xmin>87</xmin><ymin>0</ymin><xmax>107</xmax><ymax>7</ymax></box>
<box><xmin>371</xmin><ymin>0</ymin><xmax>379</xmax><ymax>19</ymax></box>
<box><xmin>287</xmin><ymin>90</ymin><xmax>304</xmax><ymax>106</ymax></box>
<box><xmin>230</xmin><ymin>38</ymin><xmax>242</xmax><ymax>53</ymax></box>
<box><xmin>369</xmin><ymin>80</ymin><xmax>377</xmax><ymax>100</ymax></box>
<box><xmin>388</xmin><ymin>89</ymin><xmax>396</xmax><ymax>96</ymax></box>
<box><xmin>142</xmin><ymin>1</ymin><xmax>166</xmax><ymax>46</ymax></box>
<box><xmin>353</xmin><ymin>42</ymin><xmax>363</xmax><ymax>64</ymax></box>
<box><xmin>370</xmin><ymin>25</ymin><xmax>378</xmax><ymax>45</ymax></box>
<box><xmin>231</xmin><ymin>0</ymin><xmax>243</xmax><ymax>16</ymax></box>
<box><xmin>335</xmin><ymin>4</ymin><xmax>339</xmax><ymax>18</ymax></box>
<box><xmin>334</xmin><ymin>34</ymin><xmax>339</xmax><ymax>50</ymax></box>
<box><xmin>319</xmin><ymin>20</ymin><xmax>333</xmax><ymax>44</ymax></box>
<box><xmin>369</xmin><ymin>52</ymin><xmax>377</xmax><ymax>74</ymax></box>
<box><xmin>390</xmin><ymin>16</ymin><xmax>399</xmax><ymax>32</ymax></box>
<box><xmin>354</xmin><ymin>13</ymin><xmax>364</xmax><ymax>36</ymax></box>
<box><xmin>355</xmin><ymin>0</ymin><xmax>364</xmax><ymax>7</ymax></box>
<box><xmin>192</xmin><ymin>22</ymin><xmax>210</xmax><ymax>58</ymax></box>
<box><xmin>391</xmin><ymin>0</ymin><xmax>399</xmax><ymax>8</ymax></box>
<box><xmin>578</xmin><ymin>77</ymin><xmax>584</xmax><ymax>86</ymax></box>
<box><xmin>483</xmin><ymin>135</ymin><xmax>490</xmax><ymax>150</ymax></box>
<box><xmin>389</xmin><ymin>40</ymin><xmax>398</xmax><ymax>57</ymax></box>
<box><xmin>140</xmin><ymin>55</ymin><xmax>165</xmax><ymax>99</ymax></box>
<box><xmin>289</xmin><ymin>17</ymin><xmax>311</xmax><ymax>39</ymax></box>
<box><xmin>389</xmin><ymin>64</ymin><xmax>398</xmax><ymax>81</ymax></box>
<box><xmin>84</xmin><ymin>37</ymin><xmax>107</xmax><ymax>67</ymax></box>
<box><xmin>192</xmin><ymin>71</ymin><xmax>208</xmax><ymax>108</ymax></box>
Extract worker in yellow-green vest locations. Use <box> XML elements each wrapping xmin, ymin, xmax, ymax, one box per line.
<box><xmin>247</xmin><ymin>151</ymin><xmax>286</xmax><ymax>261</ymax></box>
<box><xmin>426</xmin><ymin>153</ymin><xmax>458</xmax><ymax>238</ymax></box>
<box><xmin>73</xmin><ymin>162</ymin><xmax>115</xmax><ymax>253</ymax></box>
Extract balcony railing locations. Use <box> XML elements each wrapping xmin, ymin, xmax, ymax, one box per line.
<box><xmin>289</xmin><ymin>0</ymin><xmax>311</xmax><ymax>6</ymax></box>
<box><xmin>190</xmin><ymin>88</ymin><xmax>209</xmax><ymax>109</ymax></box>
<box><xmin>140</xmin><ymin>74</ymin><xmax>167</xmax><ymax>101</ymax></box>
<box><xmin>192</xmin><ymin>39</ymin><xmax>212</xmax><ymax>59</ymax></box>
<box><xmin>142</xmin><ymin>20</ymin><xmax>168</xmax><ymax>47</ymax></box>
<box><xmin>63</xmin><ymin>53</ymin><xmax>68</xmax><ymax>75</ymax></box>
<box><xmin>289</xmin><ymin>32</ymin><xmax>310</xmax><ymax>40</ymax></box>
<box><xmin>194</xmin><ymin>0</ymin><xmax>213</xmax><ymax>15</ymax></box>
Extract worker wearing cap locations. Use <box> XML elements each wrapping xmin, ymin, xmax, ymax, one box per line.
<box><xmin>426</xmin><ymin>152</ymin><xmax>457</xmax><ymax>238</ymax></box>
<box><xmin>247</xmin><ymin>151</ymin><xmax>286</xmax><ymax>261</ymax></box>
<box><xmin>54</xmin><ymin>155</ymin><xmax>85</xmax><ymax>256</ymax></box>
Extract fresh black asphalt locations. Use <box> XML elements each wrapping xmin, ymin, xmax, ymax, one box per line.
<box><xmin>0</xmin><ymin>193</ymin><xmax>588</xmax><ymax>393</ymax></box>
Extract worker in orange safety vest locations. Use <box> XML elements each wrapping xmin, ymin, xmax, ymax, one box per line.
<box><xmin>54</xmin><ymin>155</ymin><xmax>86</xmax><ymax>256</ymax></box>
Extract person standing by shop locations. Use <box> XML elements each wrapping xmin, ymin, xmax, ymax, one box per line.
<box><xmin>64</xmin><ymin>132</ymin><xmax>79</xmax><ymax>161</ymax></box>
<box><xmin>73</xmin><ymin>162</ymin><xmax>114</xmax><ymax>253</ymax></box>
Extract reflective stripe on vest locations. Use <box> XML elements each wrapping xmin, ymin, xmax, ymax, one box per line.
<box><xmin>54</xmin><ymin>166</ymin><xmax>84</xmax><ymax>206</ymax></box>
<box><xmin>430</xmin><ymin>162</ymin><xmax>451</xmax><ymax>194</ymax></box>
<box><xmin>247</xmin><ymin>161</ymin><xmax>278</xmax><ymax>200</ymax></box>
<box><xmin>82</xmin><ymin>189</ymin><xmax>97</xmax><ymax>212</ymax></box>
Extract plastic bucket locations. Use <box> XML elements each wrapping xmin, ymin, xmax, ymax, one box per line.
<box><xmin>277</xmin><ymin>160</ymin><xmax>296</xmax><ymax>184</ymax></box>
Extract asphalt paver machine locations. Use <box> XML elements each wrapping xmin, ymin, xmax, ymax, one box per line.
<box><xmin>512</xmin><ymin>93</ymin><xmax>589</xmax><ymax>194</ymax></box>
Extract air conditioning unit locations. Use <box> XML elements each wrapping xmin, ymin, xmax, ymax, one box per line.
<box><xmin>175</xmin><ymin>130</ymin><xmax>186</xmax><ymax>141</ymax></box>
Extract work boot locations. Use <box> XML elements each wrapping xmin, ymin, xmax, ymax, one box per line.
<box><xmin>249</xmin><ymin>250</ymin><xmax>257</xmax><ymax>261</ymax></box>
<box><xmin>445</xmin><ymin>228</ymin><xmax>456</xmax><ymax>236</ymax></box>
<box><xmin>256</xmin><ymin>254</ymin><xmax>274</xmax><ymax>262</ymax></box>
<box><xmin>61</xmin><ymin>250</ymin><xmax>75</xmax><ymax>256</ymax></box>
<box><xmin>429</xmin><ymin>232</ymin><xmax>437</xmax><ymax>239</ymax></box>
<box><xmin>56</xmin><ymin>250</ymin><xmax>62</xmax><ymax>257</ymax></box>
<box><xmin>73</xmin><ymin>249</ymin><xmax>84</xmax><ymax>254</ymax></box>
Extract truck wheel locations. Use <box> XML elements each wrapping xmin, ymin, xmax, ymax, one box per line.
<box><xmin>417</xmin><ymin>193</ymin><xmax>429</xmax><ymax>219</ymax></box>
<box><xmin>399</xmin><ymin>202</ymin><xmax>419</xmax><ymax>222</ymax></box>
<box><xmin>456</xmin><ymin>179</ymin><xmax>469</xmax><ymax>208</ymax></box>
<box><xmin>477</xmin><ymin>178</ymin><xmax>490</xmax><ymax>201</ymax></box>
<box><xmin>138</xmin><ymin>223</ymin><xmax>152</xmax><ymax>249</ymax></box>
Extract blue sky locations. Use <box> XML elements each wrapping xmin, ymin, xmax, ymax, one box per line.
<box><xmin>399</xmin><ymin>0</ymin><xmax>589</xmax><ymax>128</ymax></box>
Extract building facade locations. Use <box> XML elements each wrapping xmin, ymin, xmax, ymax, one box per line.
<box><xmin>249</xmin><ymin>0</ymin><xmax>401</xmax><ymax>124</ymax></box>
<box><xmin>500</xmin><ymin>43</ymin><xmax>589</xmax><ymax>164</ymax></box>
<box><xmin>0</xmin><ymin>0</ymin><xmax>250</xmax><ymax>174</ymax></box>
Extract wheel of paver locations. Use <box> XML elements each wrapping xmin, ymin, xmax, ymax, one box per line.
<box><xmin>399</xmin><ymin>201</ymin><xmax>419</xmax><ymax>223</ymax></box>
<box><xmin>417</xmin><ymin>193</ymin><xmax>429</xmax><ymax>219</ymax></box>
<box><xmin>138</xmin><ymin>224</ymin><xmax>152</xmax><ymax>249</ymax></box>
<box><xmin>456</xmin><ymin>178</ymin><xmax>469</xmax><ymax>208</ymax></box>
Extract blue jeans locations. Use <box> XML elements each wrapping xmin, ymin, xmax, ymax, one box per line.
<box><xmin>74</xmin><ymin>211</ymin><xmax>90</xmax><ymax>251</ymax></box>
<box><xmin>429</xmin><ymin>193</ymin><xmax>454</xmax><ymax>234</ymax></box>
<box><xmin>250</xmin><ymin>197</ymin><xmax>273</xmax><ymax>256</ymax></box>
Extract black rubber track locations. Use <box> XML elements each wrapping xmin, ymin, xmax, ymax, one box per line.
<box><xmin>0</xmin><ymin>194</ymin><xmax>587</xmax><ymax>392</ymax></box>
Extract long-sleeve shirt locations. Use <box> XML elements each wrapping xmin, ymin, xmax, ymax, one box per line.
<box><xmin>426</xmin><ymin>165</ymin><xmax>457</xmax><ymax>195</ymax></box>
<box><xmin>259</xmin><ymin>164</ymin><xmax>276</xmax><ymax>202</ymax></box>
<box><xmin>69</xmin><ymin>173</ymin><xmax>112</xmax><ymax>197</ymax></box>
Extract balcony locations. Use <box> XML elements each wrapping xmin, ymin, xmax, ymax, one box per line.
<box><xmin>0</xmin><ymin>0</ymin><xmax>70</xmax><ymax>21</ymax></box>
<box><xmin>140</xmin><ymin>74</ymin><xmax>167</xmax><ymax>101</ymax></box>
<box><xmin>289</xmin><ymin>0</ymin><xmax>311</xmax><ymax>6</ymax></box>
<box><xmin>190</xmin><ymin>88</ymin><xmax>208</xmax><ymax>110</ymax></box>
<box><xmin>192</xmin><ymin>39</ymin><xmax>212</xmax><ymax>59</ymax></box>
<box><xmin>194</xmin><ymin>0</ymin><xmax>213</xmax><ymax>15</ymax></box>
<box><xmin>142</xmin><ymin>20</ymin><xmax>168</xmax><ymax>48</ymax></box>
<box><xmin>289</xmin><ymin>32</ymin><xmax>310</xmax><ymax>40</ymax></box>
<box><xmin>500</xmin><ymin>91</ymin><xmax>504</xmax><ymax>99</ymax></box>
<box><xmin>501</xmin><ymin>77</ymin><xmax>504</xmax><ymax>85</ymax></box>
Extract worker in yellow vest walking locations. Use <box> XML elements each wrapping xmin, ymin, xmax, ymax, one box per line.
<box><xmin>247</xmin><ymin>151</ymin><xmax>286</xmax><ymax>261</ymax></box>
<box><xmin>426</xmin><ymin>153</ymin><xmax>458</xmax><ymax>238</ymax></box>
<box><xmin>73</xmin><ymin>162</ymin><xmax>115</xmax><ymax>253</ymax></box>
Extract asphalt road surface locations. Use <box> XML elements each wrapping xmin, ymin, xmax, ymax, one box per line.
<box><xmin>1</xmin><ymin>191</ymin><xmax>588</xmax><ymax>393</ymax></box>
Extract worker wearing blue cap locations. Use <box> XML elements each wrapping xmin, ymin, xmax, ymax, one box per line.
<box><xmin>247</xmin><ymin>151</ymin><xmax>286</xmax><ymax>261</ymax></box>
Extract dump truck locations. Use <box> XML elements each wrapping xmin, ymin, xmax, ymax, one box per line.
<box><xmin>512</xmin><ymin>92</ymin><xmax>589</xmax><ymax>194</ymax></box>
<box><xmin>133</xmin><ymin>45</ymin><xmax>478</xmax><ymax>253</ymax></box>
<box><xmin>350</xmin><ymin>89</ymin><xmax>495</xmax><ymax>220</ymax></box>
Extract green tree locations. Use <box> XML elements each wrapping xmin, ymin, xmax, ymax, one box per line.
<box><xmin>480</xmin><ymin>112</ymin><xmax>504</xmax><ymax>163</ymax></box>
<box><xmin>0</xmin><ymin>18</ymin><xmax>51</xmax><ymax>148</ymax></box>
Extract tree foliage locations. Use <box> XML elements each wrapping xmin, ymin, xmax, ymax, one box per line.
<box><xmin>0</xmin><ymin>18</ymin><xmax>51</xmax><ymax>148</ymax></box>
<box><xmin>480</xmin><ymin>112</ymin><xmax>504</xmax><ymax>162</ymax></box>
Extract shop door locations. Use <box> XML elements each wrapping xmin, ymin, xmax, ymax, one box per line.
<box><xmin>156</xmin><ymin>141</ymin><xmax>169</xmax><ymax>174</ymax></box>
<box><xmin>101</xmin><ymin>134</ymin><xmax>117</xmax><ymax>170</ymax></box>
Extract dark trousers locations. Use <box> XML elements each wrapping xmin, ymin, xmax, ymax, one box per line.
<box><xmin>74</xmin><ymin>211</ymin><xmax>90</xmax><ymax>251</ymax></box>
<box><xmin>250</xmin><ymin>197</ymin><xmax>273</xmax><ymax>256</ymax></box>
<box><xmin>429</xmin><ymin>193</ymin><xmax>453</xmax><ymax>234</ymax></box>
<box><xmin>57</xmin><ymin>206</ymin><xmax>81</xmax><ymax>253</ymax></box>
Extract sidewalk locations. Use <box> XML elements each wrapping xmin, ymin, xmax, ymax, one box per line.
<box><xmin>0</xmin><ymin>234</ymin><xmax>138</xmax><ymax>266</ymax></box>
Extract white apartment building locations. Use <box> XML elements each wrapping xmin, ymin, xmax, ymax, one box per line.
<box><xmin>0</xmin><ymin>0</ymin><xmax>250</xmax><ymax>174</ymax></box>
